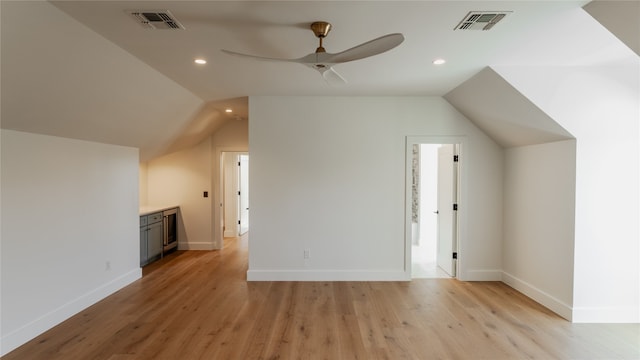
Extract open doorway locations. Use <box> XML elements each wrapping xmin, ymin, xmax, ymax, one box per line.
<box><xmin>238</xmin><ymin>154</ymin><xmax>249</xmax><ymax>235</ymax></box>
<box><xmin>222</xmin><ymin>152</ymin><xmax>249</xmax><ymax>237</ymax></box>
<box><xmin>407</xmin><ymin>140</ymin><xmax>461</xmax><ymax>279</ymax></box>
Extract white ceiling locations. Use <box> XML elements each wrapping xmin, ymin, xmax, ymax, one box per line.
<box><xmin>583</xmin><ymin>0</ymin><xmax>640</xmax><ymax>57</ymax></box>
<box><xmin>445</xmin><ymin>67</ymin><xmax>573</xmax><ymax>148</ymax></box>
<box><xmin>2</xmin><ymin>1</ymin><xmax>636</xmax><ymax>159</ymax></box>
<box><xmin>50</xmin><ymin>0</ymin><xmax>592</xmax><ymax>100</ymax></box>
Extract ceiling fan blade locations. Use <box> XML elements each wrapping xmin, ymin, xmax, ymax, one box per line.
<box><xmin>321</xmin><ymin>67</ymin><xmax>347</xmax><ymax>86</ymax></box>
<box><xmin>222</xmin><ymin>25</ymin><xmax>403</xmax><ymax>85</ymax></box>
<box><xmin>305</xmin><ymin>64</ymin><xmax>347</xmax><ymax>85</ymax></box>
<box><xmin>326</xmin><ymin>33</ymin><xmax>404</xmax><ymax>64</ymax></box>
<box><xmin>221</xmin><ymin>49</ymin><xmax>297</xmax><ymax>63</ymax></box>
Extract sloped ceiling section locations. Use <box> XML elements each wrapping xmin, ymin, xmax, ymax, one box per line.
<box><xmin>444</xmin><ymin>67</ymin><xmax>574</xmax><ymax>148</ymax></box>
<box><xmin>0</xmin><ymin>1</ymin><xmax>204</xmax><ymax>161</ymax></box>
<box><xmin>583</xmin><ymin>0</ymin><xmax>640</xmax><ymax>57</ymax></box>
<box><xmin>163</xmin><ymin>97</ymin><xmax>248</xmax><ymax>154</ymax></box>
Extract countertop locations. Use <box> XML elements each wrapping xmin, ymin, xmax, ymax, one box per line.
<box><xmin>139</xmin><ymin>205</ymin><xmax>179</xmax><ymax>216</ymax></box>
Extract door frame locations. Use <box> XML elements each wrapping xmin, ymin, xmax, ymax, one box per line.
<box><xmin>214</xmin><ymin>147</ymin><xmax>248</xmax><ymax>249</ymax></box>
<box><xmin>238</xmin><ymin>153</ymin><xmax>249</xmax><ymax>235</ymax></box>
<box><xmin>404</xmin><ymin>136</ymin><xmax>467</xmax><ymax>280</ymax></box>
<box><xmin>221</xmin><ymin>151</ymin><xmax>249</xmax><ymax>238</ymax></box>
<box><xmin>222</xmin><ymin>152</ymin><xmax>241</xmax><ymax>237</ymax></box>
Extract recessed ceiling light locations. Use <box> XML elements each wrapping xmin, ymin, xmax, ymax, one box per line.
<box><xmin>194</xmin><ymin>58</ymin><xmax>207</xmax><ymax>65</ymax></box>
<box><xmin>225</xmin><ymin>108</ymin><xmax>233</xmax><ymax>113</ymax></box>
<box><xmin>433</xmin><ymin>58</ymin><xmax>446</xmax><ymax>65</ymax></box>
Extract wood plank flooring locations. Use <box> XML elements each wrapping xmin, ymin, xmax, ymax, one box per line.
<box><xmin>4</xmin><ymin>234</ymin><xmax>639</xmax><ymax>359</ymax></box>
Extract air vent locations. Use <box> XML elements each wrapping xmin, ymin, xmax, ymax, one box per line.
<box><xmin>128</xmin><ymin>10</ymin><xmax>185</xmax><ymax>30</ymax></box>
<box><xmin>454</xmin><ymin>11</ymin><xmax>511</xmax><ymax>31</ymax></box>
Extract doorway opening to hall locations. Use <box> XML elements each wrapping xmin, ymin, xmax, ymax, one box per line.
<box><xmin>410</xmin><ymin>143</ymin><xmax>460</xmax><ymax>279</ymax></box>
<box><xmin>222</xmin><ymin>152</ymin><xmax>249</xmax><ymax>238</ymax></box>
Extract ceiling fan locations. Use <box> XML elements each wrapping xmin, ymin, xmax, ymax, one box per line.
<box><xmin>221</xmin><ymin>21</ymin><xmax>404</xmax><ymax>85</ymax></box>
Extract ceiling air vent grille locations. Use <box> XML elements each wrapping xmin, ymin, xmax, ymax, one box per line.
<box><xmin>454</xmin><ymin>11</ymin><xmax>511</xmax><ymax>31</ymax></box>
<box><xmin>129</xmin><ymin>10</ymin><xmax>185</xmax><ymax>30</ymax></box>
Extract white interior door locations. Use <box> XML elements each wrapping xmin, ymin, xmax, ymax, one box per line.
<box><xmin>238</xmin><ymin>154</ymin><xmax>249</xmax><ymax>235</ymax></box>
<box><xmin>437</xmin><ymin>144</ymin><xmax>456</xmax><ymax>277</ymax></box>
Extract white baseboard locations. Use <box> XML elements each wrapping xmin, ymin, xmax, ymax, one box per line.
<box><xmin>571</xmin><ymin>306</ymin><xmax>640</xmax><ymax>323</ymax></box>
<box><xmin>247</xmin><ymin>269</ymin><xmax>409</xmax><ymax>281</ymax></box>
<box><xmin>460</xmin><ymin>269</ymin><xmax>503</xmax><ymax>281</ymax></box>
<box><xmin>501</xmin><ymin>271</ymin><xmax>572</xmax><ymax>321</ymax></box>
<box><xmin>0</xmin><ymin>268</ymin><xmax>141</xmax><ymax>356</ymax></box>
<box><xmin>178</xmin><ymin>242</ymin><xmax>218</xmax><ymax>250</ymax></box>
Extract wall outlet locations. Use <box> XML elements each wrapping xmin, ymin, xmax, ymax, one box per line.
<box><xmin>105</xmin><ymin>261</ymin><xmax>111</xmax><ymax>271</ymax></box>
<box><xmin>303</xmin><ymin>249</ymin><xmax>310</xmax><ymax>259</ymax></box>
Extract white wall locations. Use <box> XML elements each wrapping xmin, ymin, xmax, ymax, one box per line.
<box><xmin>147</xmin><ymin>137</ymin><xmax>213</xmax><ymax>250</ymax></box>
<box><xmin>495</xmin><ymin>60</ymin><xmax>640</xmax><ymax>322</ymax></box>
<box><xmin>0</xmin><ymin>130</ymin><xmax>141</xmax><ymax>355</ymax></box>
<box><xmin>248</xmin><ymin>96</ymin><xmax>503</xmax><ymax>281</ymax></box>
<box><xmin>139</xmin><ymin>162</ymin><xmax>148</xmax><ymax>206</ymax></box>
<box><xmin>502</xmin><ymin>140</ymin><xmax>576</xmax><ymax>320</ymax></box>
<box><xmin>418</xmin><ymin>144</ymin><xmax>439</xmax><ymax>252</ymax></box>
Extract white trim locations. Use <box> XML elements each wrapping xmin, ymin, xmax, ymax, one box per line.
<box><xmin>178</xmin><ymin>241</ymin><xmax>216</xmax><ymax>251</ymax></box>
<box><xmin>0</xmin><ymin>269</ymin><xmax>141</xmax><ymax>356</ymax></box>
<box><xmin>501</xmin><ymin>271</ymin><xmax>572</xmax><ymax>321</ymax></box>
<box><xmin>459</xmin><ymin>269</ymin><xmax>502</xmax><ymax>281</ymax></box>
<box><xmin>247</xmin><ymin>269</ymin><xmax>408</xmax><ymax>282</ymax></box>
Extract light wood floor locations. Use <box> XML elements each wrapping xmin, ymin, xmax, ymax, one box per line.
<box><xmin>4</xmin><ymin>234</ymin><xmax>639</xmax><ymax>359</ymax></box>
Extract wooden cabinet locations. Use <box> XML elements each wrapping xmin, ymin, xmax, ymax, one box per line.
<box><xmin>140</xmin><ymin>212</ymin><xmax>163</xmax><ymax>266</ymax></box>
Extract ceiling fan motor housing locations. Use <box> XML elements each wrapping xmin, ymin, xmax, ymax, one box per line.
<box><xmin>310</xmin><ymin>21</ymin><xmax>332</xmax><ymax>38</ymax></box>
<box><xmin>311</xmin><ymin>21</ymin><xmax>332</xmax><ymax>53</ymax></box>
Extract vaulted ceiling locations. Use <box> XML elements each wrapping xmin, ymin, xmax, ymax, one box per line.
<box><xmin>1</xmin><ymin>1</ymin><xmax>637</xmax><ymax>160</ymax></box>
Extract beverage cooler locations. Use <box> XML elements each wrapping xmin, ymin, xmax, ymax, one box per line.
<box><xmin>163</xmin><ymin>208</ymin><xmax>178</xmax><ymax>253</ymax></box>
